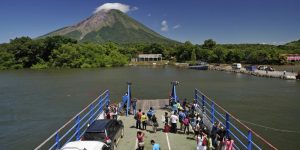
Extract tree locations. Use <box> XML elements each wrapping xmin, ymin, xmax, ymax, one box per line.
<box><xmin>0</xmin><ymin>51</ymin><xmax>15</xmax><ymax>69</ymax></box>
<box><xmin>191</xmin><ymin>49</ymin><xmax>196</xmax><ymax>64</ymax></box>
<box><xmin>176</xmin><ymin>41</ymin><xmax>195</xmax><ymax>62</ymax></box>
<box><xmin>202</xmin><ymin>39</ymin><xmax>216</xmax><ymax>49</ymax></box>
<box><xmin>213</xmin><ymin>48</ymin><xmax>226</xmax><ymax>63</ymax></box>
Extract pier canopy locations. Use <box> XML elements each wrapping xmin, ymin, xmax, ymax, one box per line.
<box><xmin>137</xmin><ymin>54</ymin><xmax>162</xmax><ymax>61</ymax></box>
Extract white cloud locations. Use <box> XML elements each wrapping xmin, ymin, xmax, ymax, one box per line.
<box><xmin>131</xmin><ymin>6</ymin><xmax>139</xmax><ymax>11</ymax></box>
<box><xmin>147</xmin><ymin>13</ymin><xmax>152</xmax><ymax>17</ymax></box>
<box><xmin>94</xmin><ymin>3</ymin><xmax>132</xmax><ymax>14</ymax></box>
<box><xmin>161</xmin><ymin>20</ymin><xmax>169</xmax><ymax>32</ymax></box>
<box><xmin>173</xmin><ymin>24</ymin><xmax>181</xmax><ymax>29</ymax></box>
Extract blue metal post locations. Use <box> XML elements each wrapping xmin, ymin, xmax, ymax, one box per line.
<box><xmin>226</xmin><ymin>113</ymin><xmax>230</xmax><ymax>138</ymax></box>
<box><xmin>211</xmin><ymin>101</ymin><xmax>215</xmax><ymax>124</ymax></box>
<box><xmin>126</xmin><ymin>82</ymin><xmax>132</xmax><ymax>117</ymax></box>
<box><xmin>171</xmin><ymin>81</ymin><xmax>179</xmax><ymax>103</ymax></box>
<box><xmin>55</xmin><ymin>133</ymin><xmax>60</xmax><ymax>149</ymax></box>
<box><xmin>75</xmin><ymin>116</ymin><xmax>80</xmax><ymax>140</ymax></box>
<box><xmin>247</xmin><ymin>130</ymin><xmax>252</xmax><ymax>150</ymax></box>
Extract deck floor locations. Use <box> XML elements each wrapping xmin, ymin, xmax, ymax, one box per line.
<box><xmin>116</xmin><ymin>99</ymin><xmax>196</xmax><ymax>150</ymax></box>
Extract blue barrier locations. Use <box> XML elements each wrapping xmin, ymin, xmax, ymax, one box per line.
<box><xmin>194</xmin><ymin>89</ymin><xmax>276</xmax><ymax>150</ymax></box>
<box><xmin>35</xmin><ymin>90</ymin><xmax>110</xmax><ymax>150</ymax></box>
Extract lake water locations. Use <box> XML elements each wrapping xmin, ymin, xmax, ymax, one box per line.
<box><xmin>0</xmin><ymin>66</ymin><xmax>299</xmax><ymax>149</ymax></box>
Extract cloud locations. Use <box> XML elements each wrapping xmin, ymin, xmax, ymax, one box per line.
<box><xmin>161</xmin><ymin>20</ymin><xmax>169</xmax><ymax>32</ymax></box>
<box><xmin>131</xmin><ymin>6</ymin><xmax>139</xmax><ymax>11</ymax></box>
<box><xmin>173</xmin><ymin>24</ymin><xmax>181</xmax><ymax>29</ymax></box>
<box><xmin>94</xmin><ymin>3</ymin><xmax>135</xmax><ymax>14</ymax></box>
<box><xmin>147</xmin><ymin>13</ymin><xmax>151</xmax><ymax>17</ymax></box>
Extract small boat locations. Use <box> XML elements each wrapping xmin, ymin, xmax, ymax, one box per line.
<box><xmin>189</xmin><ymin>61</ymin><xmax>209</xmax><ymax>70</ymax></box>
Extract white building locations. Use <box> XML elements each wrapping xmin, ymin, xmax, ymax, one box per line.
<box><xmin>137</xmin><ymin>54</ymin><xmax>163</xmax><ymax>61</ymax></box>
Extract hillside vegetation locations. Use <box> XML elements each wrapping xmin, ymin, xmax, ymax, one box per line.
<box><xmin>0</xmin><ymin>36</ymin><xmax>299</xmax><ymax>70</ymax></box>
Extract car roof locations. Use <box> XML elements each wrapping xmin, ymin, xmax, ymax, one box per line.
<box><xmin>86</xmin><ymin>119</ymin><xmax>115</xmax><ymax>132</ymax></box>
<box><xmin>61</xmin><ymin>141</ymin><xmax>106</xmax><ymax>150</ymax></box>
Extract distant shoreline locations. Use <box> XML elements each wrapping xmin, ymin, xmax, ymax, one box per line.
<box><xmin>207</xmin><ymin>63</ymin><xmax>299</xmax><ymax>80</ymax></box>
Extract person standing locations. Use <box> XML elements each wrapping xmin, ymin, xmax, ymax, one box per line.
<box><xmin>141</xmin><ymin>112</ymin><xmax>147</xmax><ymax>130</ymax></box>
<box><xmin>147</xmin><ymin>107</ymin><xmax>154</xmax><ymax>125</ymax></box>
<box><xmin>151</xmin><ymin>140</ymin><xmax>160</xmax><ymax>150</ymax></box>
<box><xmin>136</xmin><ymin>109</ymin><xmax>142</xmax><ymax>129</ymax></box>
<box><xmin>132</xmin><ymin>98</ymin><xmax>137</xmax><ymax>115</ymax></box>
<box><xmin>152</xmin><ymin>114</ymin><xmax>158</xmax><ymax>133</ymax></box>
<box><xmin>137</xmin><ymin>131</ymin><xmax>145</xmax><ymax>150</ymax></box>
<box><xmin>164</xmin><ymin>112</ymin><xmax>169</xmax><ymax>124</ymax></box>
<box><xmin>172</xmin><ymin>102</ymin><xmax>178</xmax><ymax>114</ymax></box>
<box><xmin>112</xmin><ymin>104</ymin><xmax>118</xmax><ymax>119</ymax></box>
<box><xmin>170</xmin><ymin>112</ymin><xmax>178</xmax><ymax>133</ymax></box>
<box><xmin>183</xmin><ymin>116</ymin><xmax>190</xmax><ymax>135</ymax></box>
<box><xmin>179</xmin><ymin>110</ymin><xmax>186</xmax><ymax>130</ymax></box>
<box><xmin>193</xmin><ymin>120</ymin><xmax>200</xmax><ymax>139</ymax></box>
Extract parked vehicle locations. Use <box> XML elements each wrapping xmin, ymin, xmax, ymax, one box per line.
<box><xmin>82</xmin><ymin>119</ymin><xmax>124</xmax><ymax>150</ymax></box>
<box><xmin>257</xmin><ymin>65</ymin><xmax>274</xmax><ymax>71</ymax></box>
<box><xmin>232</xmin><ymin>63</ymin><xmax>242</xmax><ymax>69</ymax></box>
<box><xmin>245</xmin><ymin>65</ymin><xmax>257</xmax><ymax>71</ymax></box>
<box><xmin>61</xmin><ymin>141</ymin><xmax>110</xmax><ymax>150</ymax></box>
<box><xmin>257</xmin><ymin>65</ymin><xmax>268</xmax><ymax>70</ymax></box>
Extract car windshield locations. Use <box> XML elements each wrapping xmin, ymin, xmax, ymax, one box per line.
<box><xmin>83</xmin><ymin>132</ymin><xmax>106</xmax><ymax>141</ymax></box>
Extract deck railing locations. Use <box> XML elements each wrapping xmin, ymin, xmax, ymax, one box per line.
<box><xmin>194</xmin><ymin>89</ymin><xmax>277</xmax><ymax>150</ymax></box>
<box><xmin>35</xmin><ymin>90</ymin><xmax>110</xmax><ymax>150</ymax></box>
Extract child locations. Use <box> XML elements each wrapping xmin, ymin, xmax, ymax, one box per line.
<box><xmin>141</xmin><ymin>112</ymin><xmax>147</xmax><ymax>130</ymax></box>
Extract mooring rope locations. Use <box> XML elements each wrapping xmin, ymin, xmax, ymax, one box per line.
<box><xmin>240</xmin><ymin>120</ymin><xmax>300</xmax><ymax>134</ymax></box>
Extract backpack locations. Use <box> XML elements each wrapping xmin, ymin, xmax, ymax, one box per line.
<box><xmin>147</xmin><ymin>111</ymin><xmax>153</xmax><ymax>117</ymax></box>
<box><xmin>179</xmin><ymin>113</ymin><xmax>184</xmax><ymax>121</ymax></box>
<box><xmin>183</xmin><ymin>118</ymin><xmax>189</xmax><ymax>126</ymax></box>
<box><xmin>134</xmin><ymin>113</ymin><xmax>137</xmax><ymax>120</ymax></box>
<box><xmin>202</xmin><ymin>137</ymin><xmax>207</xmax><ymax>146</ymax></box>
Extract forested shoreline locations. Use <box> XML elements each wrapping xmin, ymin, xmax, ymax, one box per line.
<box><xmin>0</xmin><ymin>36</ymin><xmax>299</xmax><ymax>70</ymax></box>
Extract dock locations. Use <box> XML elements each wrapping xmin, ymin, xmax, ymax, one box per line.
<box><xmin>208</xmin><ymin>64</ymin><xmax>297</xmax><ymax>80</ymax></box>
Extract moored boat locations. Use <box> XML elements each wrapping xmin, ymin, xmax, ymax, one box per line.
<box><xmin>189</xmin><ymin>61</ymin><xmax>209</xmax><ymax>70</ymax></box>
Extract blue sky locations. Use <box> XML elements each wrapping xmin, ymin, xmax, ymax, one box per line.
<box><xmin>0</xmin><ymin>0</ymin><xmax>299</xmax><ymax>44</ymax></box>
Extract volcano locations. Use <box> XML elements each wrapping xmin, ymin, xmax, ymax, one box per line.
<box><xmin>40</xmin><ymin>9</ymin><xmax>177</xmax><ymax>44</ymax></box>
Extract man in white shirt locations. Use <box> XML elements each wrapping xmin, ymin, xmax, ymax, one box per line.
<box><xmin>170</xmin><ymin>112</ymin><xmax>178</xmax><ymax>133</ymax></box>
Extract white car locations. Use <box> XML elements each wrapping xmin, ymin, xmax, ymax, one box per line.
<box><xmin>61</xmin><ymin>141</ymin><xmax>110</xmax><ymax>150</ymax></box>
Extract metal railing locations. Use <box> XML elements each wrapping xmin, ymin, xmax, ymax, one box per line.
<box><xmin>35</xmin><ymin>90</ymin><xmax>110</xmax><ymax>150</ymax></box>
<box><xmin>194</xmin><ymin>89</ymin><xmax>277</xmax><ymax>150</ymax></box>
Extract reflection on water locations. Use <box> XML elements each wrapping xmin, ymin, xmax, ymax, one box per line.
<box><xmin>0</xmin><ymin>66</ymin><xmax>299</xmax><ymax>149</ymax></box>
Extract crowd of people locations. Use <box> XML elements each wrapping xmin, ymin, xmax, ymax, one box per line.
<box><xmin>109</xmin><ymin>95</ymin><xmax>234</xmax><ymax>150</ymax></box>
<box><xmin>166</xmin><ymin>97</ymin><xmax>235</xmax><ymax>150</ymax></box>
<box><xmin>135</xmin><ymin>105</ymin><xmax>160</xmax><ymax>150</ymax></box>
<box><xmin>104</xmin><ymin>103</ymin><xmax>119</xmax><ymax>120</ymax></box>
